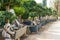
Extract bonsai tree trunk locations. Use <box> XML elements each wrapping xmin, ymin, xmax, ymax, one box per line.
<box><xmin>18</xmin><ymin>15</ymin><xmax>23</xmax><ymax>23</ymax></box>
<box><xmin>33</xmin><ymin>17</ymin><xmax>34</xmax><ymax>21</ymax></box>
<box><xmin>39</xmin><ymin>16</ymin><xmax>41</xmax><ymax>20</ymax></box>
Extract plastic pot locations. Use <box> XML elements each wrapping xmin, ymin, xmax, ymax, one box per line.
<box><xmin>29</xmin><ymin>25</ymin><xmax>38</xmax><ymax>32</ymax></box>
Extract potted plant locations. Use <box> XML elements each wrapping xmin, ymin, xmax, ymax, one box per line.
<box><xmin>29</xmin><ymin>12</ymin><xmax>39</xmax><ymax>32</ymax></box>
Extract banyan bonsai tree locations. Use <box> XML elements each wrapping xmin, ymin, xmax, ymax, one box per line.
<box><xmin>0</xmin><ymin>11</ymin><xmax>17</xmax><ymax>28</ymax></box>
<box><xmin>14</xmin><ymin>6</ymin><xmax>26</xmax><ymax>23</ymax></box>
<box><xmin>29</xmin><ymin>12</ymin><xmax>37</xmax><ymax>21</ymax></box>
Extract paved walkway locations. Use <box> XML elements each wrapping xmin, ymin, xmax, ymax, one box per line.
<box><xmin>24</xmin><ymin>20</ymin><xmax>60</xmax><ymax>40</ymax></box>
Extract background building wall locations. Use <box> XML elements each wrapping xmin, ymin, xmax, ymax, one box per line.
<box><xmin>47</xmin><ymin>0</ymin><xmax>55</xmax><ymax>9</ymax></box>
